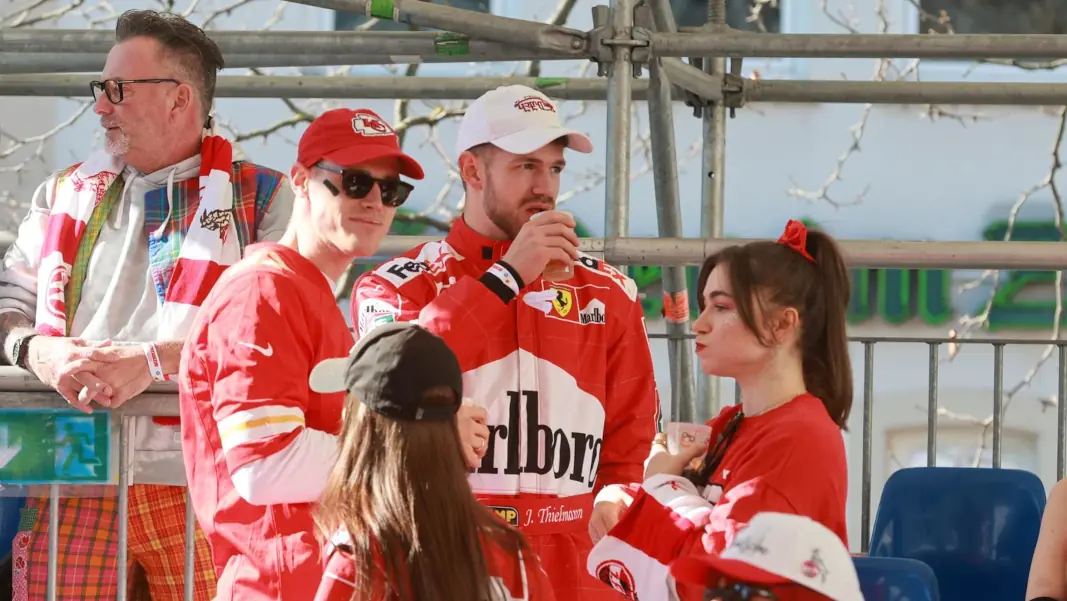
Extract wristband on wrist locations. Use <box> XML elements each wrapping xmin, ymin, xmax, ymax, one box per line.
<box><xmin>480</xmin><ymin>260</ymin><xmax>526</xmax><ymax>304</ymax></box>
<box><xmin>143</xmin><ymin>342</ymin><xmax>165</xmax><ymax>382</ymax></box>
<box><xmin>487</xmin><ymin>261</ymin><xmax>522</xmax><ymax>296</ymax></box>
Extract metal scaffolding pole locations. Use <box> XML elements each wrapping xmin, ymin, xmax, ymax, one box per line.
<box><xmin>371</xmin><ymin>236</ymin><xmax>1067</xmax><ymax>270</ymax></box>
<box><xmin>0</xmin><ymin>47</ymin><xmax>564</xmax><ymax>74</ymax></box>
<box><xmin>741</xmin><ymin>79</ymin><xmax>1067</xmax><ymax>105</ymax></box>
<box><xmin>0</xmin><ymin>74</ymin><xmax>671</xmax><ymax>101</ymax></box>
<box><xmin>604</xmin><ymin>0</ymin><xmax>635</xmax><ymax>239</ymax></box>
<box><xmin>659</xmin><ymin>56</ymin><xmax>722</xmax><ymax>101</ymax></box>
<box><xmin>647</xmin><ymin>0</ymin><xmax>697</xmax><ymax>426</ymax></box>
<box><xmin>648</xmin><ymin>32</ymin><xmax>1067</xmax><ymax>59</ymax></box>
<box><xmin>0</xmin><ymin>28</ymin><xmax>574</xmax><ymax>59</ymax></box>
<box><xmin>697</xmin><ymin>0</ymin><xmax>727</xmax><ymax>421</ymax></box>
<box><xmin>285</xmin><ymin>0</ymin><xmax>588</xmax><ymax>55</ymax></box>
<box><xmin>7</xmin><ymin>74</ymin><xmax>1067</xmax><ymax>105</ymax></box>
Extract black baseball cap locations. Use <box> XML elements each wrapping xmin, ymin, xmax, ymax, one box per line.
<box><xmin>309</xmin><ymin>322</ymin><xmax>463</xmax><ymax>421</ymax></box>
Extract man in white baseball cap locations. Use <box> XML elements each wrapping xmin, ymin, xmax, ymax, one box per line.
<box><xmin>350</xmin><ymin>85</ymin><xmax>662</xmax><ymax>601</ymax></box>
<box><xmin>669</xmin><ymin>512</ymin><xmax>864</xmax><ymax>601</ymax></box>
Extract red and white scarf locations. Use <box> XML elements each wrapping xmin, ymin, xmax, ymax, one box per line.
<box><xmin>36</xmin><ymin>135</ymin><xmax>242</xmax><ymax>340</ymax></box>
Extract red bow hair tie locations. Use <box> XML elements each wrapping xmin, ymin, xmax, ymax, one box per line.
<box><xmin>777</xmin><ymin>219</ymin><xmax>815</xmax><ymax>262</ymax></box>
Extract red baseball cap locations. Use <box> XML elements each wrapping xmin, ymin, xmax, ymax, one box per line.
<box><xmin>297</xmin><ymin>108</ymin><xmax>425</xmax><ymax>180</ymax></box>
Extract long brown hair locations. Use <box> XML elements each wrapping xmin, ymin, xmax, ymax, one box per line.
<box><xmin>695</xmin><ymin>226</ymin><xmax>853</xmax><ymax>429</ymax></box>
<box><xmin>316</xmin><ymin>386</ymin><xmax>528</xmax><ymax>601</ymax></box>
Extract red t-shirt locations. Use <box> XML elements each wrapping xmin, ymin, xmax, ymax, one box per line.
<box><xmin>315</xmin><ymin>531</ymin><xmax>557</xmax><ymax>601</ymax></box>
<box><xmin>586</xmin><ymin>394</ymin><xmax>848</xmax><ymax>601</ymax></box>
<box><xmin>179</xmin><ymin>243</ymin><xmax>352</xmax><ymax>601</ymax></box>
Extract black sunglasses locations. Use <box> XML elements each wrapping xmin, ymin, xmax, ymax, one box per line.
<box><xmin>703</xmin><ymin>582</ymin><xmax>779</xmax><ymax>601</ymax></box>
<box><xmin>316</xmin><ymin>162</ymin><xmax>413</xmax><ymax>208</ymax></box>
<box><xmin>89</xmin><ymin>78</ymin><xmax>180</xmax><ymax>104</ymax></box>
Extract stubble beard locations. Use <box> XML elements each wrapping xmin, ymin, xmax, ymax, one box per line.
<box><xmin>104</xmin><ymin>128</ymin><xmax>131</xmax><ymax>157</ymax></box>
<box><xmin>483</xmin><ymin>177</ymin><xmax>555</xmax><ymax>241</ymax></box>
<box><xmin>483</xmin><ymin>180</ymin><xmax>524</xmax><ymax>240</ymax></box>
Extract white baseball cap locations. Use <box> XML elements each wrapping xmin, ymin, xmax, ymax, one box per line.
<box><xmin>455</xmin><ymin>85</ymin><xmax>594</xmax><ymax>157</ymax></box>
<box><xmin>670</xmin><ymin>512</ymin><xmax>863</xmax><ymax>601</ymax></box>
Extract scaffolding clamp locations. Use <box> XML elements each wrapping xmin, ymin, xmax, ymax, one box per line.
<box><xmin>722</xmin><ymin>58</ymin><xmax>747</xmax><ymax>116</ymax></box>
<box><xmin>589</xmin><ymin>4</ymin><xmax>652</xmax><ymax>78</ymax></box>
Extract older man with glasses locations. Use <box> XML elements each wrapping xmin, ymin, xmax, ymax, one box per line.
<box><xmin>0</xmin><ymin>9</ymin><xmax>293</xmax><ymax>601</ymax></box>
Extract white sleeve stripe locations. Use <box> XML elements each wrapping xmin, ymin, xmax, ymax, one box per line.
<box><xmin>217</xmin><ymin>405</ymin><xmax>304</xmax><ymax>433</ymax></box>
<box><xmin>642</xmin><ymin>475</ymin><xmax>715</xmax><ymax>524</ymax></box>
<box><xmin>220</xmin><ymin>419</ymin><xmax>302</xmax><ymax>453</ymax></box>
<box><xmin>230</xmin><ymin>427</ymin><xmax>338</xmax><ymax>505</ymax></box>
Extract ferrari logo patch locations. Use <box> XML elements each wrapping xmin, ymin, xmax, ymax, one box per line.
<box><xmin>551</xmin><ymin>287</ymin><xmax>573</xmax><ymax>317</ymax></box>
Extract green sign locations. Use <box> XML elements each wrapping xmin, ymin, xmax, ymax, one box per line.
<box><xmin>366</xmin><ymin>210</ymin><xmax>1065</xmax><ymax>331</ymax></box>
<box><xmin>983</xmin><ymin>219</ymin><xmax>1067</xmax><ymax>331</ymax></box>
<box><xmin>0</xmin><ymin>410</ymin><xmax>111</xmax><ymax>485</ymax></box>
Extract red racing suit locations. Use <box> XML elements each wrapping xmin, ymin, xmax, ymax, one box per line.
<box><xmin>351</xmin><ymin>217</ymin><xmax>660</xmax><ymax>601</ymax></box>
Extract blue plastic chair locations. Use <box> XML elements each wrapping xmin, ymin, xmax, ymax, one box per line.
<box><xmin>868</xmin><ymin>467</ymin><xmax>1046</xmax><ymax>601</ymax></box>
<box><xmin>853</xmin><ymin>556</ymin><xmax>940</xmax><ymax>601</ymax></box>
<box><xmin>0</xmin><ymin>496</ymin><xmax>25</xmax><ymax>560</ymax></box>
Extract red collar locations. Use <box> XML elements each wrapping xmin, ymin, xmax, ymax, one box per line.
<box><xmin>445</xmin><ymin>217</ymin><xmax>512</xmax><ymax>270</ymax></box>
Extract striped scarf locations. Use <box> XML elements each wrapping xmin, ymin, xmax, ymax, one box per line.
<box><xmin>35</xmin><ymin>135</ymin><xmax>241</xmax><ymax>340</ymax></box>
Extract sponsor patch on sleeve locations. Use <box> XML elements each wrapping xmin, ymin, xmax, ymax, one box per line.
<box><xmin>357</xmin><ymin>298</ymin><xmax>400</xmax><ymax>335</ymax></box>
<box><xmin>373</xmin><ymin>257</ymin><xmax>430</xmax><ymax>287</ymax></box>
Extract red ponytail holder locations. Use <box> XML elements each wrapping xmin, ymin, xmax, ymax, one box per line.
<box><xmin>777</xmin><ymin>219</ymin><xmax>815</xmax><ymax>263</ymax></box>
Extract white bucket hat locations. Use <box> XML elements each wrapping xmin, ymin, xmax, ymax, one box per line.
<box><xmin>670</xmin><ymin>512</ymin><xmax>863</xmax><ymax>601</ymax></box>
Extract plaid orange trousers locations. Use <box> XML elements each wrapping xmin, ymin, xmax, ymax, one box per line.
<box><xmin>11</xmin><ymin>485</ymin><xmax>215</xmax><ymax>601</ymax></box>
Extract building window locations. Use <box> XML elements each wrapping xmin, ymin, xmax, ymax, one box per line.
<box><xmin>671</xmin><ymin>0</ymin><xmax>781</xmax><ymax>33</ymax></box>
<box><xmin>916</xmin><ymin>0</ymin><xmax>1066</xmax><ymax>35</ymax></box>
<box><xmin>335</xmin><ymin>0</ymin><xmax>491</xmax><ymax>32</ymax></box>
<box><xmin>885</xmin><ymin>426</ymin><xmax>1038</xmax><ymax>476</ymax></box>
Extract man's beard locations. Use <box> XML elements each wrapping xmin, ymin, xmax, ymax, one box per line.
<box><xmin>483</xmin><ymin>179</ymin><xmax>555</xmax><ymax>240</ymax></box>
<box><xmin>103</xmin><ymin>128</ymin><xmax>130</xmax><ymax>157</ymax></box>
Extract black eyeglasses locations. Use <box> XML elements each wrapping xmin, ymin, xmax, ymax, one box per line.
<box><xmin>89</xmin><ymin>78</ymin><xmax>180</xmax><ymax>104</ymax></box>
<box><xmin>703</xmin><ymin>582</ymin><xmax>778</xmax><ymax>601</ymax></box>
<box><xmin>316</xmin><ymin>162</ymin><xmax>414</xmax><ymax>208</ymax></box>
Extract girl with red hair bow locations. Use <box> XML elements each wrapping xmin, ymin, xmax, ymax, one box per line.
<box><xmin>585</xmin><ymin>220</ymin><xmax>854</xmax><ymax>601</ymax></box>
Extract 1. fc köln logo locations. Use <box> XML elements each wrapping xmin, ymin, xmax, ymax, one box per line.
<box><xmin>595</xmin><ymin>560</ymin><xmax>639</xmax><ymax>600</ymax></box>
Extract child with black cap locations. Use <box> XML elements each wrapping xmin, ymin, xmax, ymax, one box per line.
<box><xmin>309</xmin><ymin>322</ymin><xmax>556</xmax><ymax>601</ymax></box>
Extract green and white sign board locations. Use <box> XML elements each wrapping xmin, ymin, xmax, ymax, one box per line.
<box><xmin>0</xmin><ymin>410</ymin><xmax>111</xmax><ymax>485</ymax></box>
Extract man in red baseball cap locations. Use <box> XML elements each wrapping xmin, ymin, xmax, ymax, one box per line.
<box><xmin>178</xmin><ymin>108</ymin><xmax>451</xmax><ymax>601</ymax></box>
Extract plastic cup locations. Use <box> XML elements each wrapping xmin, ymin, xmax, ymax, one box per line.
<box><xmin>542</xmin><ymin>259</ymin><xmax>575</xmax><ymax>282</ymax></box>
<box><xmin>666</xmin><ymin>421</ymin><xmax>713</xmax><ymax>455</ymax></box>
<box><xmin>531</xmin><ymin>210</ymin><xmax>576</xmax><ymax>282</ymax></box>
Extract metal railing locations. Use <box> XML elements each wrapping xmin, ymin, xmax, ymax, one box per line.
<box><xmin>0</xmin><ymin>375</ymin><xmax>180</xmax><ymax>601</ymax></box>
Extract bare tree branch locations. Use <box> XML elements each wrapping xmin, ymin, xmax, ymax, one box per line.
<box><xmin>2</xmin><ymin>0</ymin><xmax>87</xmax><ymax>27</ymax></box>
<box><xmin>785</xmin><ymin>0</ymin><xmax>891</xmax><ymax>207</ymax></box>
<box><xmin>789</xmin><ymin>0</ymin><xmax>984</xmax><ymax>207</ymax></box>
<box><xmin>956</xmin><ymin>107</ymin><xmax>1066</xmax><ymax>337</ymax></box>
<box><xmin>932</xmin><ymin>106</ymin><xmax>1066</xmax><ymax>464</ymax></box>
